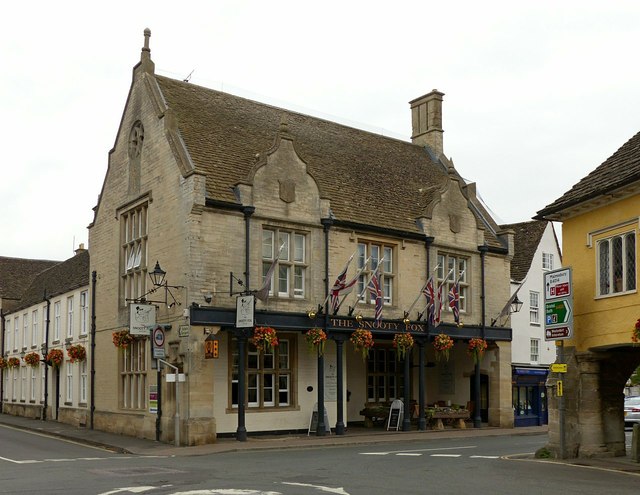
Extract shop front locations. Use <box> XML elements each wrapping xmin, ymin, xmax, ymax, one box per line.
<box><xmin>512</xmin><ymin>366</ymin><xmax>548</xmax><ymax>426</ymax></box>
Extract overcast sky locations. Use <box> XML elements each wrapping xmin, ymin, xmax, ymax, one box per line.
<box><xmin>2</xmin><ymin>1</ymin><xmax>639</xmax><ymax>261</ymax></box>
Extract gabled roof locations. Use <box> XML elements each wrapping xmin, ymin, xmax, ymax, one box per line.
<box><xmin>9</xmin><ymin>250</ymin><xmax>90</xmax><ymax>313</ymax></box>
<box><xmin>500</xmin><ymin>220</ymin><xmax>548</xmax><ymax>282</ymax></box>
<box><xmin>537</xmin><ymin>130</ymin><xmax>640</xmax><ymax>218</ymax></box>
<box><xmin>0</xmin><ymin>257</ymin><xmax>60</xmax><ymax>302</ymax></box>
<box><xmin>153</xmin><ymin>75</ymin><xmax>505</xmax><ymax>248</ymax></box>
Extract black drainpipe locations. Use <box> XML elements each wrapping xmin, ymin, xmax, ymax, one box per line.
<box><xmin>474</xmin><ymin>244</ymin><xmax>488</xmax><ymax>428</ymax></box>
<box><xmin>42</xmin><ymin>290</ymin><xmax>51</xmax><ymax>421</ymax></box>
<box><xmin>0</xmin><ymin>309</ymin><xmax>5</xmax><ymax>413</ymax></box>
<box><xmin>243</xmin><ymin>206</ymin><xmax>255</xmax><ymax>289</ymax></box>
<box><xmin>90</xmin><ymin>271</ymin><xmax>97</xmax><ymax>429</ymax></box>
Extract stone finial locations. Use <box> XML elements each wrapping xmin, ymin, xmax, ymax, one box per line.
<box><xmin>143</xmin><ymin>28</ymin><xmax>151</xmax><ymax>53</ymax></box>
<box><xmin>139</xmin><ymin>28</ymin><xmax>155</xmax><ymax>74</ymax></box>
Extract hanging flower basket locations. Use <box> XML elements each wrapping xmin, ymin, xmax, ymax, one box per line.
<box><xmin>393</xmin><ymin>332</ymin><xmax>414</xmax><ymax>361</ymax></box>
<box><xmin>251</xmin><ymin>326</ymin><xmax>279</xmax><ymax>353</ymax></box>
<box><xmin>433</xmin><ymin>333</ymin><xmax>454</xmax><ymax>362</ymax></box>
<box><xmin>0</xmin><ymin>357</ymin><xmax>7</xmax><ymax>369</ymax></box>
<box><xmin>67</xmin><ymin>344</ymin><xmax>87</xmax><ymax>363</ymax></box>
<box><xmin>112</xmin><ymin>329</ymin><xmax>134</xmax><ymax>349</ymax></box>
<box><xmin>24</xmin><ymin>352</ymin><xmax>41</xmax><ymax>367</ymax></box>
<box><xmin>467</xmin><ymin>338</ymin><xmax>488</xmax><ymax>364</ymax></box>
<box><xmin>632</xmin><ymin>319</ymin><xmax>640</xmax><ymax>344</ymax></box>
<box><xmin>7</xmin><ymin>357</ymin><xmax>20</xmax><ymax>369</ymax></box>
<box><xmin>305</xmin><ymin>328</ymin><xmax>327</xmax><ymax>356</ymax></box>
<box><xmin>350</xmin><ymin>329</ymin><xmax>374</xmax><ymax>360</ymax></box>
<box><xmin>46</xmin><ymin>349</ymin><xmax>64</xmax><ymax>368</ymax></box>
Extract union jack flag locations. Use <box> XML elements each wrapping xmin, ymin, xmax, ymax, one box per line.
<box><xmin>448</xmin><ymin>281</ymin><xmax>460</xmax><ymax>324</ymax></box>
<box><xmin>330</xmin><ymin>257</ymin><xmax>358</xmax><ymax>314</ymax></box>
<box><xmin>367</xmin><ymin>269</ymin><xmax>383</xmax><ymax>321</ymax></box>
<box><xmin>434</xmin><ymin>268</ymin><xmax>454</xmax><ymax>327</ymax></box>
<box><xmin>422</xmin><ymin>276</ymin><xmax>435</xmax><ymax>325</ymax></box>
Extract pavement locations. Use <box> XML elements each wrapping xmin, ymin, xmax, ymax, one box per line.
<box><xmin>1</xmin><ymin>413</ymin><xmax>640</xmax><ymax>475</ymax></box>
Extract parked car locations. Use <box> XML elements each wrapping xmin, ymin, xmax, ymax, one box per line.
<box><xmin>624</xmin><ymin>396</ymin><xmax>640</xmax><ymax>426</ymax></box>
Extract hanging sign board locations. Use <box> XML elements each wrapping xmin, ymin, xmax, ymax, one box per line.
<box><xmin>236</xmin><ymin>295</ymin><xmax>255</xmax><ymax>328</ymax></box>
<box><xmin>387</xmin><ymin>399</ymin><xmax>404</xmax><ymax>431</ymax></box>
<box><xmin>307</xmin><ymin>402</ymin><xmax>331</xmax><ymax>435</ymax></box>
<box><xmin>129</xmin><ymin>303</ymin><xmax>156</xmax><ymax>336</ymax></box>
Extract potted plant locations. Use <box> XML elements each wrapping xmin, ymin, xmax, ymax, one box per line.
<box><xmin>305</xmin><ymin>328</ymin><xmax>327</xmax><ymax>356</ymax></box>
<box><xmin>46</xmin><ymin>349</ymin><xmax>64</xmax><ymax>368</ymax></box>
<box><xmin>251</xmin><ymin>326</ymin><xmax>279</xmax><ymax>353</ymax></box>
<box><xmin>467</xmin><ymin>337</ymin><xmax>488</xmax><ymax>364</ymax></box>
<box><xmin>0</xmin><ymin>357</ymin><xmax>7</xmax><ymax>369</ymax></box>
<box><xmin>393</xmin><ymin>332</ymin><xmax>414</xmax><ymax>360</ymax></box>
<box><xmin>23</xmin><ymin>352</ymin><xmax>41</xmax><ymax>367</ymax></box>
<box><xmin>112</xmin><ymin>329</ymin><xmax>134</xmax><ymax>349</ymax></box>
<box><xmin>350</xmin><ymin>328</ymin><xmax>374</xmax><ymax>360</ymax></box>
<box><xmin>7</xmin><ymin>357</ymin><xmax>20</xmax><ymax>368</ymax></box>
<box><xmin>433</xmin><ymin>333</ymin><xmax>454</xmax><ymax>361</ymax></box>
<box><xmin>67</xmin><ymin>344</ymin><xmax>87</xmax><ymax>363</ymax></box>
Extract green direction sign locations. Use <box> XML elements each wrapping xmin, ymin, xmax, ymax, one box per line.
<box><xmin>545</xmin><ymin>299</ymin><xmax>572</xmax><ymax>325</ymax></box>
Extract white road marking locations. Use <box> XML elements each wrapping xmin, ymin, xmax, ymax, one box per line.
<box><xmin>281</xmin><ymin>482</ymin><xmax>350</xmax><ymax>494</ymax></box>
<box><xmin>97</xmin><ymin>487</ymin><xmax>158</xmax><ymax>495</ymax></box>
<box><xmin>396</xmin><ymin>453</ymin><xmax>422</xmax><ymax>456</ymax></box>
<box><xmin>470</xmin><ymin>455</ymin><xmax>500</xmax><ymax>459</ymax></box>
<box><xmin>360</xmin><ymin>445</ymin><xmax>476</xmax><ymax>455</ymax></box>
<box><xmin>169</xmin><ymin>490</ymin><xmax>282</xmax><ymax>495</ymax></box>
<box><xmin>0</xmin><ymin>455</ymin><xmax>163</xmax><ymax>464</ymax></box>
<box><xmin>430</xmin><ymin>454</ymin><xmax>461</xmax><ymax>457</ymax></box>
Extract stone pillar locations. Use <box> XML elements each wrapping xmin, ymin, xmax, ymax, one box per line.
<box><xmin>576</xmin><ymin>352</ymin><xmax>610</xmax><ymax>457</ymax></box>
<box><xmin>488</xmin><ymin>341</ymin><xmax>514</xmax><ymax>427</ymax></box>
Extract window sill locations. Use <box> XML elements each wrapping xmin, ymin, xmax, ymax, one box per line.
<box><xmin>595</xmin><ymin>289</ymin><xmax>638</xmax><ymax>300</ymax></box>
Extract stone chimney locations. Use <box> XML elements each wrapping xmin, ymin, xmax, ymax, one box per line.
<box><xmin>75</xmin><ymin>243</ymin><xmax>86</xmax><ymax>255</ymax></box>
<box><xmin>409</xmin><ymin>89</ymin><xmax>444</xmax><ymax>156</ymax></box>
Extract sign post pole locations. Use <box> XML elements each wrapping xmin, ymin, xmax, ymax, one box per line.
<box><xmin>544</xmin><ymin>267</ymin><xmax>572</xmax><ymax>460</ymax></box>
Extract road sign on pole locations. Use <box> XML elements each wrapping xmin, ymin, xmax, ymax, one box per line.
<box><xmin>544</xmin><ymin>268</ymin><xmax>573</xmax><ymax>341</ymax></box>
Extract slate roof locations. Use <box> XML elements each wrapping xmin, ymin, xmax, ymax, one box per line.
<box><xmin>537</xmin><ymin>130</ymin><xmax>640</xmax><ymax>218</ymax></box>
<box><xmin>500</xmin><ymin>220</ymin><xmax>548</xmax><ymax>282</ymax></box>
<box><xmin>154</xmin><ymin>75</ymin><xmax>504</xmax><ymax>248</ymax></box>
<box><xmin>0</xmin><ymin>257</ymin><xmax>60</xmax><ymax>302</ymax></box>
<box><xmin>9</xmin><ymin>250</ymin><xmax>90</xmax><ymax>313</ymax></box>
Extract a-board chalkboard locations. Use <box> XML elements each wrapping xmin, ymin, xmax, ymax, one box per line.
<box><xmin>387</xmin><ymin>399</ymin><xmax>404</xmax><ymax>431</ymax></box>
<box><xmin>308</xmin><ymin>402</ymin><xmax>331</xmax><ymax>435</ymax></box>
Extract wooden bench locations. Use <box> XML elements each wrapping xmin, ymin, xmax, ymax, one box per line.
<box><xmin>425</xmin><ymin>408</ymin><xmax>470</xmax><ymax>429</ymax></box>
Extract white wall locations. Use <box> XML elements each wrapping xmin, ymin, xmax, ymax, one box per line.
<box><xmin>510</xmin><ymin>223</ymin><xmax>561</xmax><ymax>366</ymax></box>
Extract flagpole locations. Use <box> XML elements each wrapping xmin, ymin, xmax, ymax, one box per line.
<box><xmin>333</xmin><ymin>256</ymin><xmax>370</xmax><ymax>315</ymax></box>
<box><xmin>317</xmin><ymin>251</ymin><xmax>357</xmax><ymax>314</ymax></box>
<box><xmin>404</xmin><ymin>264</ymin><xmax>441</xmax><ymax>318</ymax></box>
<box><xmin>345</xmin><ymin>257</ymin><xmax>383</xmax><ymax>316</ymax></box>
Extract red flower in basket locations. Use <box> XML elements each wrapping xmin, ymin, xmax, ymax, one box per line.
<box><xmin>467</xmin><ymin>338</ymin><xmax>488</xmax><ymax>364</ymax></box>
<box><xmin>305</xmin><ymin>328</ymin><xmax>327</xmax><ymax>356</ymax></box>
<box><xmin>632</xmin><ymin>319</ymin><xmax>640</xmax><ymax>343</ymax></box>
<box><xmin>112</xmin><ymin>329</ymin><xmax>134</xmax><ymax>349</ymax></box>
<box><xmin>46</xmin><ymin>349</ymin><xmax>64</xmax><ymax>368</ymax></box>
<box><xmin>433</xmin><ymin>333</ymin><xmax>454</xmax><ymax>362</ymax></box>
<box><xmin>67</xmin><ymin>344</ymin><xmax>86</xmax><ymax>363</ymax></box>
<box><xmin>24</xmin><ymin>352</ymin><xmax>41</xmax><ymax>367</ymax></box>
<box><xmin>7</xmin><ymin>357</ymin><xmax>20</xmax><ymax>368</ymax></box>
<box><xmin>393</xmin><ymin>332</ymin><xmax>414</xmax><ymax>361</ymax></box>
<box><xmin>350</xmin><ymin>329</ymin><xmax>374</xmax><ymax>360</ymax></box>
<box><xmin>251</xmin><ymin>326</ymin><xmax>279</xmax><ymax>353</ymax></box>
